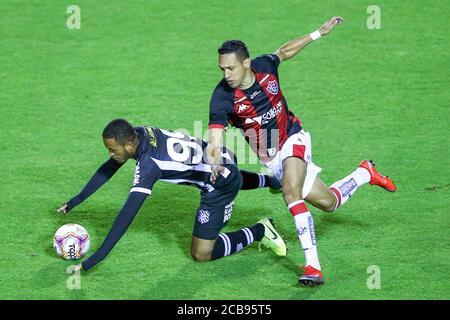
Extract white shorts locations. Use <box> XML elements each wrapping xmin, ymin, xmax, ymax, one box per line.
<box><xmin>263</xmin><ymin>130</ymin><xmax>322</xmax><ymax>198</ymax></box>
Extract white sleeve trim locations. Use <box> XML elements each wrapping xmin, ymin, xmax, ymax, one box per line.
<box><xmin>130</xmin><ymin>187</ymin><xmax>152</xmax><ymax>195</ymax></box>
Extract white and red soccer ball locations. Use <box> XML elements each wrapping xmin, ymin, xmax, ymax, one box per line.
<box><xmin>53</xmin><ymin>224</ymin><xmax>90</xmax><ymax>260</ymax></box>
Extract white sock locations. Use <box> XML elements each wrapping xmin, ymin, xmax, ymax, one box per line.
<box><xmin>288</xmin><ymin>200</ymin><xmax>321</xmax><ymax>271</ymax></box>
<box><xmin>330</xmin><ymin>167</ymin><xmax>371</xmax><ymax>209</ymax></box>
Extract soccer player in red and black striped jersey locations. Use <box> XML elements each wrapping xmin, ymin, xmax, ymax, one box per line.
<box><xmin>207</xmin><ymin>17</ymin><xmax>397</xmax><ymax>286</ymax></box>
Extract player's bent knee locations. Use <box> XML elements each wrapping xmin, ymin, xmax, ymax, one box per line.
<box><xmin>190</xmin><ymin>237</ymin><xmax>215</xmax><ymax>262</ymax></box>
<box><xmin>191</xmin><ymin>251</ymin><xmax>212</xmax><ymax>262</ymax></box>
<box><xmin>322</xmin><ymin>204</ymin><xmax>335</xmax><ymax>213</ymax></box>
<box><xmin>317</xmin><ymin>197</ymin><xmax>337</xmax><ymax>213</ymax></box>
<box><xmin>190</xmin><ymin>245</ymin><xmax>213</xmax><ymax>262</ymax></box>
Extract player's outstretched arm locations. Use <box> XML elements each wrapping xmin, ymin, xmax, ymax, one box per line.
<box><xmin>207</xmin><ymin>127</ymin><xmax>225</xmax><ymax>184</ymax></box>
<box><xmin>80</xmin><ymin>191</ymin><xmax>148</xmax><ymax>271</ymax></box>
<box><xmin>57</xmin><ymin>158</ymin><xmax>124</xmax><ymax>215</ymax></box>
<box><xmin>274</xmin><ymin>16</ymin><xmax>343</xmax><ymax>62</ymax></box>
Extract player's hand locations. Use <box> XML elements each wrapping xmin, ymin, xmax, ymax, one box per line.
<box><xmin>57</xmin><ymin>203</ymin><xmax>69</xmax><ymax>215</ymax></box>
<box><xmin>73</xmin><ymin>264</ymin><xmax>83</xmax><ymax>272</ymax></box>
<box><xmin>319</xmin><ymin>16</ymin><xmax>343</xmax><ymax>36</ymax></box>
<box><xmin>210</xmin><ymin>164</ymin><xmax>225</xmax><ymax>184</ymax></box>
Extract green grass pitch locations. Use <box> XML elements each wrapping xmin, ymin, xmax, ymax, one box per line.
<box><xmin>0</xmin><ymin>0</ymin><xmax>448</xmax><ymax>299</ymax></box>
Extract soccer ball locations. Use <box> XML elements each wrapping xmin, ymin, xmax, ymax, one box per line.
<box><xmin>53</xmin><ymin>224</ymin><xmax>90</xmax><ymax>260</ymax></box>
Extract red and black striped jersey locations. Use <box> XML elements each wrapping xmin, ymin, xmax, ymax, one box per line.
<box><xmin>209</xmin><ymin>54</ymin><xmax>302</xmax><ymax>162</ymax></box>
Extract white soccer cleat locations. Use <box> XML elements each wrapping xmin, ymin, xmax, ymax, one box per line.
<box><xmin>258</xmin><ymin>217</ymin><xmax>287</xmax><ymax>256</ymax></box>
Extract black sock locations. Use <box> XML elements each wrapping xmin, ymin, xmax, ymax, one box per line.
<box><xmin>211</xmin><ymin>223</ymin><xmax>265</xmax><ymax>260</ymax></box>
<box><xmin>240</xmin><ymin>170</ymin><xmax>281</xmax><ymax>190</ymax></box>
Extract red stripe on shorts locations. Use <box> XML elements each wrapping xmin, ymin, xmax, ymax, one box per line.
<box><xmin>293</xmin><ymin>144</ymin><xmax>306</xmax><ymax>160</ymax></box>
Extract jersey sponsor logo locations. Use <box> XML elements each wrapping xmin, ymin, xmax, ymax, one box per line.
<box><xmin>267</xmin><ymin>147</ymin><xmax>277</xmax><ymax>157</ymax></box>
<box><xmin>266</xmin><ymin>80</ymin><xmax>279</xmax><ymax>95</ymax></box>
<box><xmin>262</xmin><ymin>101</ymin><xmax>283</xmax><ymax>123</ymax></box>
<box><xmin>249</xmin><ymin>90</ymin><xmax>261</xmax><ymax>100</ymax></box>
<box><xmin>237</xmin><ymin>103</ymin><xmax>249</xmax><ymax>113</ymax></box>
<box><xmin>198</xmin><ymin>210</ymin><xmax>210</xmax><ymax>224</ymax></box>
<box><xmin>144</xmin><ymin>126</ymin><xmax>157</xmax><ymax>147</ymax></box>
<box><xmin>133</xmin><ymin>162</ymin><xmax>141</xmax><ymax>186</ymax></box>
<box><xmin>223</xmin><ymin>201</ymin><xmax>234</xmax><ymax>223</ymax></box>
<box><xmin>244</xmin><ymin>101</ymin><xmax>283</xmax><ymax>125</ymax></box>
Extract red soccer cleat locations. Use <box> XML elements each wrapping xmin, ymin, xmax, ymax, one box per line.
<box><xmin>359</xmin><ymin>160</ymin><xmax>397</xmax><ymax>192</ymax></box>
<box><xmin>298</xmin><ymin>265</ymin><xmax>324</xmax><ymax>286</ymax></box>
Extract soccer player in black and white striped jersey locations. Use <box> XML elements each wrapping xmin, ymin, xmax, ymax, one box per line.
<box><xmin>57</xmin><ymin>119</ymin><xmax>286</xmax><ymax>272</ymax></box>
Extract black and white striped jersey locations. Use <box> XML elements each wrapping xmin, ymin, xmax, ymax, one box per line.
<box><xmin>130</xmin><ymin>126</ymin><xmax>236</xmax><ymax>196</ymax></box>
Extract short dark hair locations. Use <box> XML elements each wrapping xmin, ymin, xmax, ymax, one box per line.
<box><xmin>218</xmin><ymin>40</ymin><xmax>249</xmax><ymax>61</ymax></box>
<box><xmin>102</xmin><ymin>119</ymin><xmax>137</xmax><ymax>145</ymax></box>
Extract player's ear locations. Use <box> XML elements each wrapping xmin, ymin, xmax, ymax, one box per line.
<box><xmin>243</xmin><ymin>58</ymin><xmax>251</xmax><ymax>69</ymax></box>
<box><xmin>124</xmin><ymin>141</ymin><xmax>134</xmax><ymax>152</ymax></box>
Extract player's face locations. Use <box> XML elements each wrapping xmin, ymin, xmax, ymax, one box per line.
<box><xmin>103</xmin><ymin>138</ymin><xmax>131</xmax><ymax>163</ymax></box>
<box><xmin>219</xmin><ymin>53</ymin><xmax>249</xmax><ymax>88</ymax></box>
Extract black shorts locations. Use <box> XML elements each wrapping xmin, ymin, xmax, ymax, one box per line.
<box><xmin>192</xmin><ymin>164</ymin><xmax>242</xmax><ymax>240</ymax></box>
